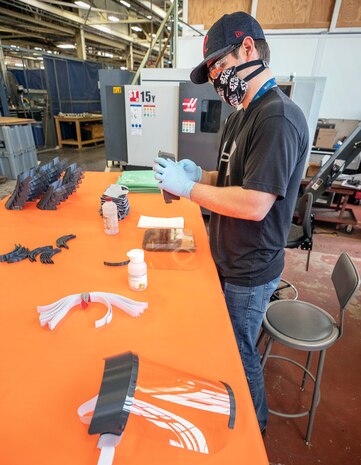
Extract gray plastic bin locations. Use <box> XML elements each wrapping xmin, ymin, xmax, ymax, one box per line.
<box><xmin>0</xmin><ymin>148</ymin><xmax>38</xmax><ymax>179</ymax></box>
<box><xmin>0</xmin><ymin>124</ymin><xmax>36</xmax><ymax>154</ymax></box>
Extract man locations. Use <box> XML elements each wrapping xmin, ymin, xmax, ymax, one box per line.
<box><xmin>153</xmin><ymin>11</ymin><xmax>309</xmax><ymax>435</ymax></box>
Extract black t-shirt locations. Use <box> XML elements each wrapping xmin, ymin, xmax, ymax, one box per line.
<box><xmin>209</xmin><ymin>87</ymin><xmax>309</xmax><ymax>286</ymax></box>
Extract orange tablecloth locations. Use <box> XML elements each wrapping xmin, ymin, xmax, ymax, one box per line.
<box><xmin>0</xmin><ymin>172</ymin><xmax>268</xmax><ymax>465</ymax></box>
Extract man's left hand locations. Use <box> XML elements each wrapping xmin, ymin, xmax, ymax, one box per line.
<box><xmin>153</xmin><ymin>158</ymin><xmax>195</xmax><ymax>199</ymax></box>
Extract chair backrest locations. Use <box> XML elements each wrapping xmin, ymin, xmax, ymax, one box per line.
<box><xmin>297</xmin><ymin>192</ymin><xmax>313</xmax><ymax>239</ymax></box>
<box><xmin>332</xmin><ymin>252</ymin><xmax>360</xmax><ymax>337</ymax></box>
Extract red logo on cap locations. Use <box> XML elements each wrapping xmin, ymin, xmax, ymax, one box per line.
<box><xmin>203</xmin><ymin>35</ymin><xmax>209</xmax><ymax>56</ymax></box>
<box><xmin>234</xmin><ymin>31</ymin><xmax>245</xmax><ymax>38</ymax></box>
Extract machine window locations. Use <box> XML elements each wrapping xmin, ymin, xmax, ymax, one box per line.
<box><xmin>200</xmin><ymin>100</ymin><xmax>222</xmax><ymax>133</ymax></box>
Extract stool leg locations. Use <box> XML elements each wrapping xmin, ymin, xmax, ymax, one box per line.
<box><xmin>261</xmin><ymin>336</ymin><xmax>274</xmax><ymax>370</ymax></box>
<box><xmin>305</xmin><ymin>350</ymin><xmax>326</xmax><ymax>445</ymax></box>
<box><xmin>301</xmin><ymin>352</ymin><xmax>313</xmax><ymax>391</ymax></box>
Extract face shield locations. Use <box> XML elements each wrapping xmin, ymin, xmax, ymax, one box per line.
<box><xmin>78</xmin><ymin>352</ymin><xmax>236</xmax><ymax>465</ymax></box>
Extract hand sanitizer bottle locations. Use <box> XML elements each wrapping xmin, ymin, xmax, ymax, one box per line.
<box><xmin>102</xmin><ymin>199</ymin><xmax>119</xmax><ymax>235</ymax></box>
<box><xmin>127</xmin><ymin>249</ymin><xmax>148</xmax><ymax>291</ymax></box>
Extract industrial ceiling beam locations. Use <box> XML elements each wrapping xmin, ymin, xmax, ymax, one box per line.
<box><xmin>131</xmin><ymin>1</ymin><xmax>174</xmax><ymax>84</ymax></box>
<box><xmin>37</xmin><ymin>0</ymin><xmax>129</xmax><ymax>16</ymax></box>
<box><xmin>87</xmin><ymin>18</ymin><xmax>151</xmax><ymax>25</ymax></box>
<box><xmin>0</xmin><ymin>6</ymin><xmax>74</xmax><ymax>35</ymax></box>
<box><xmin>16</xmin><ymin>0</ymin><xmax>151</xmax><ymax>48</ymax></box>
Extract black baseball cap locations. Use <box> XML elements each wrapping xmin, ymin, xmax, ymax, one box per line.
<box><xmin>190</xmin><ymin>11</ymin><xmax>265</xmax><ymax>84</ymax></box>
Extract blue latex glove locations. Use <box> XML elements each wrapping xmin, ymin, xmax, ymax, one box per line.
<box><xmin>153</xmin><ymin>158</ymin><xmax>195</xmax><ymax>199</ymax></box>
<box><xmin>178</xmin><ymin>159</ymin><xmax>202</xmax><ymax>182</ymax></box>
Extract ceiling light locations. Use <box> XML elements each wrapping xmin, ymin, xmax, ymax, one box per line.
<box><xmin>147</xmin><ymin>15</ymin><xmax>152</xmax><ymax>19</ymax></box>
<box><xmin>74</xmin><ymin>1</ymin><xmax>90</xmax><ymax>8</ymax></box>
<box><xmin>131</xmin><ymin>26</ymin><xmax>142</xmax><ymax>32</ymax></box>
<box><xmin>57</xmin><ymin>44</ymin><xmax>76</xmax><ymax>49</ymax></box>
<box><xmin>108</xmin><ymin>15</ymin><xmax>120</xmax><ymax>22</ymax></box>
<box><xmin>104</xmin><ymin>52</ymin><xmax>113</xmax><ymax>58</ymax></box>
<box><xmin>120</xmin><ymin>0</ymin><xmax>130</xmax><ymax>7</ymax></box>
<box><xmin>151</xmin><ymin>33</ymin><xmax>156</xmax><ymax>38</ymax></box>
<box><xmin>14</xmin><ymin>63</ymin><xmax>24</xmax><ymax>67</ymax></box>
<box><xmin>34</xmin><ymin>47</ymin><xmax>43</xmax><ymax>51</ymax></box>
<box><xmin>121</xmin><ymin>66</ymin><xmax>128</xmax><ymax>70</ymax></box>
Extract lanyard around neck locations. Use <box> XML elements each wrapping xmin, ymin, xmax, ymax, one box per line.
<box><xmin>252</xmin><ymin>77</ymin><xmax>277</xmax><ymax>102</ymax></box>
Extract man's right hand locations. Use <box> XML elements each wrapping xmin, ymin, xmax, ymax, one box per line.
<box><xmin>178</xmin><ymin>159</ymin><xmax>202</xmax><ymax>183</ymax></box>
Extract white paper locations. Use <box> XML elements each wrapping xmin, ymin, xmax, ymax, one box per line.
<box><xmin>137</xmin><ymin>215</ymin><xmax>184</xmax><ymax>228</ymax></box>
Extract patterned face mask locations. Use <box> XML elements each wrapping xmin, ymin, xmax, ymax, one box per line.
<box><xmin>211</xmin><ymin>59</ymin><xmax>267</xmax><ymax>108</ymax></box>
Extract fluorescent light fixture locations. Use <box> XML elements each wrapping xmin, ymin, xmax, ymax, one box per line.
<box><xmin>121</xmin><ymin>66</ymin><xmax>128</xmax><ymax>70</ymax></box>
<box><xmin>37</xmin><ymin>57</ymin><xmax>44</xmax><ymax>61</ymax></box>
<box><xmin>74</xmin><ymin>1</ymin><xmax>90</xmax><ymax>8</ymax></box>
<box><xmin>147</xmin><ymin>15</ymin><xmax>152</xmax><ymax>19</ymax></box>
<box><xmin>57</xmin><ymin>44</ymin><xmax>76</xmax><ymax>49</ymax></box>
<box><xmin>14</xmin><ymin>63</ymin><xmax>24</xmax><ymax>67</ymax></box>
<box><xmin>104</xmin><ymin>52</ymin><xmax>113</xmax><ymax>58</ymax></box>
<box><xmin>151</xmin><ymin>33</ymin><xmax>156</xmax><ymax>37</ymax></box>
<box><xmin>108</xmin><ymin>15</ymin><xmax>120</xmax><ymax>22</ymax></box>
<box><xmin>131</xmin><ymin>26</ymin><xmax>142</xmax><ymax>32</ymax></box>
<box><xmin>34</xmin><ymin>47</ymin><xmax>43</xmax><ymax>51</ymax></box>
<box><xmin>120</xmin><ymin>0</ymin><xmax>130</xmax><ymax>7</ymax></box>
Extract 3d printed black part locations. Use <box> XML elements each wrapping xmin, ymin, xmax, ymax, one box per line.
<box><xmin>56</xmin><ymin>234</ymin><xmax>76</xmax><ymax>249</ymax></box>
<box><xmin>28</xmin><ymin>246</ymin><xmax>54</xmax><ymax>262</ymax></box>
<box><xmin>0</xmin><ymin>244</ymin><xmax>30</xmax><ymax>263</ymax></box>
<box><xmin>40</xmin><ymin>248</ymin><xmax>62</xmax><ymax>264</ymax></box>
<box><xmin>103</xmin><ymin>260</ymin><xmax>130</xmax><ymax>267</ymax></box>
<box><xmin>89</xmin><ymin>352</ymin><xmax>139</xmax><ymax>436</ymax></box>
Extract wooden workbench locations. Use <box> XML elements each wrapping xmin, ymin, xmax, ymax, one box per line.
<box><xmin>0</xmin><ymin>117</ymin><xmax>35</xmax><ymax>125</ymax></box>
<box><xmin>0</xmin><ymin>172</ymin><xmax>269</xmax><ymax>465</ymax></box>
<box><xmin>54</xmin><ymin>115</ymin><xmax>104</xmax><ymax>150</ymax></box>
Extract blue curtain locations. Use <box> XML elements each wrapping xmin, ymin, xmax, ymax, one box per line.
<box><xmin>43</xmin><ymin>56</ymin><xmax>103</xmax><ymax>114</ymax></box>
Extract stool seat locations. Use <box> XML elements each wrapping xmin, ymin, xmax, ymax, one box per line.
<box><xmin>266</xmin><ymin>300</ymin><xmax>337</xmax><ymax>342</ymax></box>
<box><xmin>264</xmin><ymin>300</ymin><xmax>339</xmax><ymax>351</ymax></box>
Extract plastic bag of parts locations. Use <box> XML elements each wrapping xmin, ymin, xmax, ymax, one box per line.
<box><xmin>78</xmin><ymin>352</ymin><xmax>235</xmax><ymax>465</ymax></box>
<box><xmin>142</xmin><ymin>228</ymin><xmax>200</xmax><ymax>271</ymax></box>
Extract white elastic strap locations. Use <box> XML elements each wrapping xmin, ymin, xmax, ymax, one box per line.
<box><xmin>78</xmin><ymin>395</ymin><xmax>98</xmax><ymax>424</ymax></box>
<box><xmin>97</xmin><ymin>446</ymin><xmax>115</xmax><ymax>465</ymax></box>
<box><xmin>37</xmin><ymin>292</ymin><xmax>148</xmax><ymax>330</ymax></box>
<box><xmin>97</xmin><ymin>434</ymin><xmax>122</xmax><ymax>465</ymax></box>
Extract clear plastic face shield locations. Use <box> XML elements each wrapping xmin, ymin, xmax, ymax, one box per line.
<box><xmin>78</xmin><ymin>352</ymin><xmax>236</xmax><ymax>465</ymax></box>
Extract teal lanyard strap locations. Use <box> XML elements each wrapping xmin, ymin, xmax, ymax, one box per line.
<box><xmin>252</xmin><ymin>78</ymin><xmax>277</xmax><ymax>102</ymax></box>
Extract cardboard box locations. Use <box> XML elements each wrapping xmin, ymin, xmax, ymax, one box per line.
<box><xmin>306</xmin><ymin>162</ymin><xmax>321</xmax><ymax>178</ymax></box>
<box><xmin>315</xmin><ymin>128</ymin><xmax>337</xmax><ymax>149</ymax></box>
<box><xmin>83</xmin><ymin>124</ymin><xmax>104</xmax><ymax>139</ymax></box>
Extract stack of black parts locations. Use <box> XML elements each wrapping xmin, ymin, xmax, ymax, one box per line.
<box><xmin>100</xmin><ymin>184</ymin><xmax>130</xmax><ymax>220</ymax></box>
<box><xmin>0</xmin><ymin>235</ymin><xmax>76</xmax><ymax>265</ymax></box>
<box><xmin>5</xmin><ymin>157</ymin><xmax>85</xmax><ymax>210</ymax></box>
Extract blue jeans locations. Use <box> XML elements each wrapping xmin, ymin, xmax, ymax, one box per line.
<box><xmin>222</xmin><ymin>275</ymin><xmax>281</xmax><ymax>431</ymax></box>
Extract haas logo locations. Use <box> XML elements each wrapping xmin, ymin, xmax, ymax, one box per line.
<box><xmin>182</xmin><ymin>98</ymin><xmax>198</xmax><ymax>113</ymax></box>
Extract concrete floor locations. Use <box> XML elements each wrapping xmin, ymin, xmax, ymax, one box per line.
<box><xmin>1</xmin><ymin>144</ymin><xmax>361</xmax><ymax>464</ymax></box>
